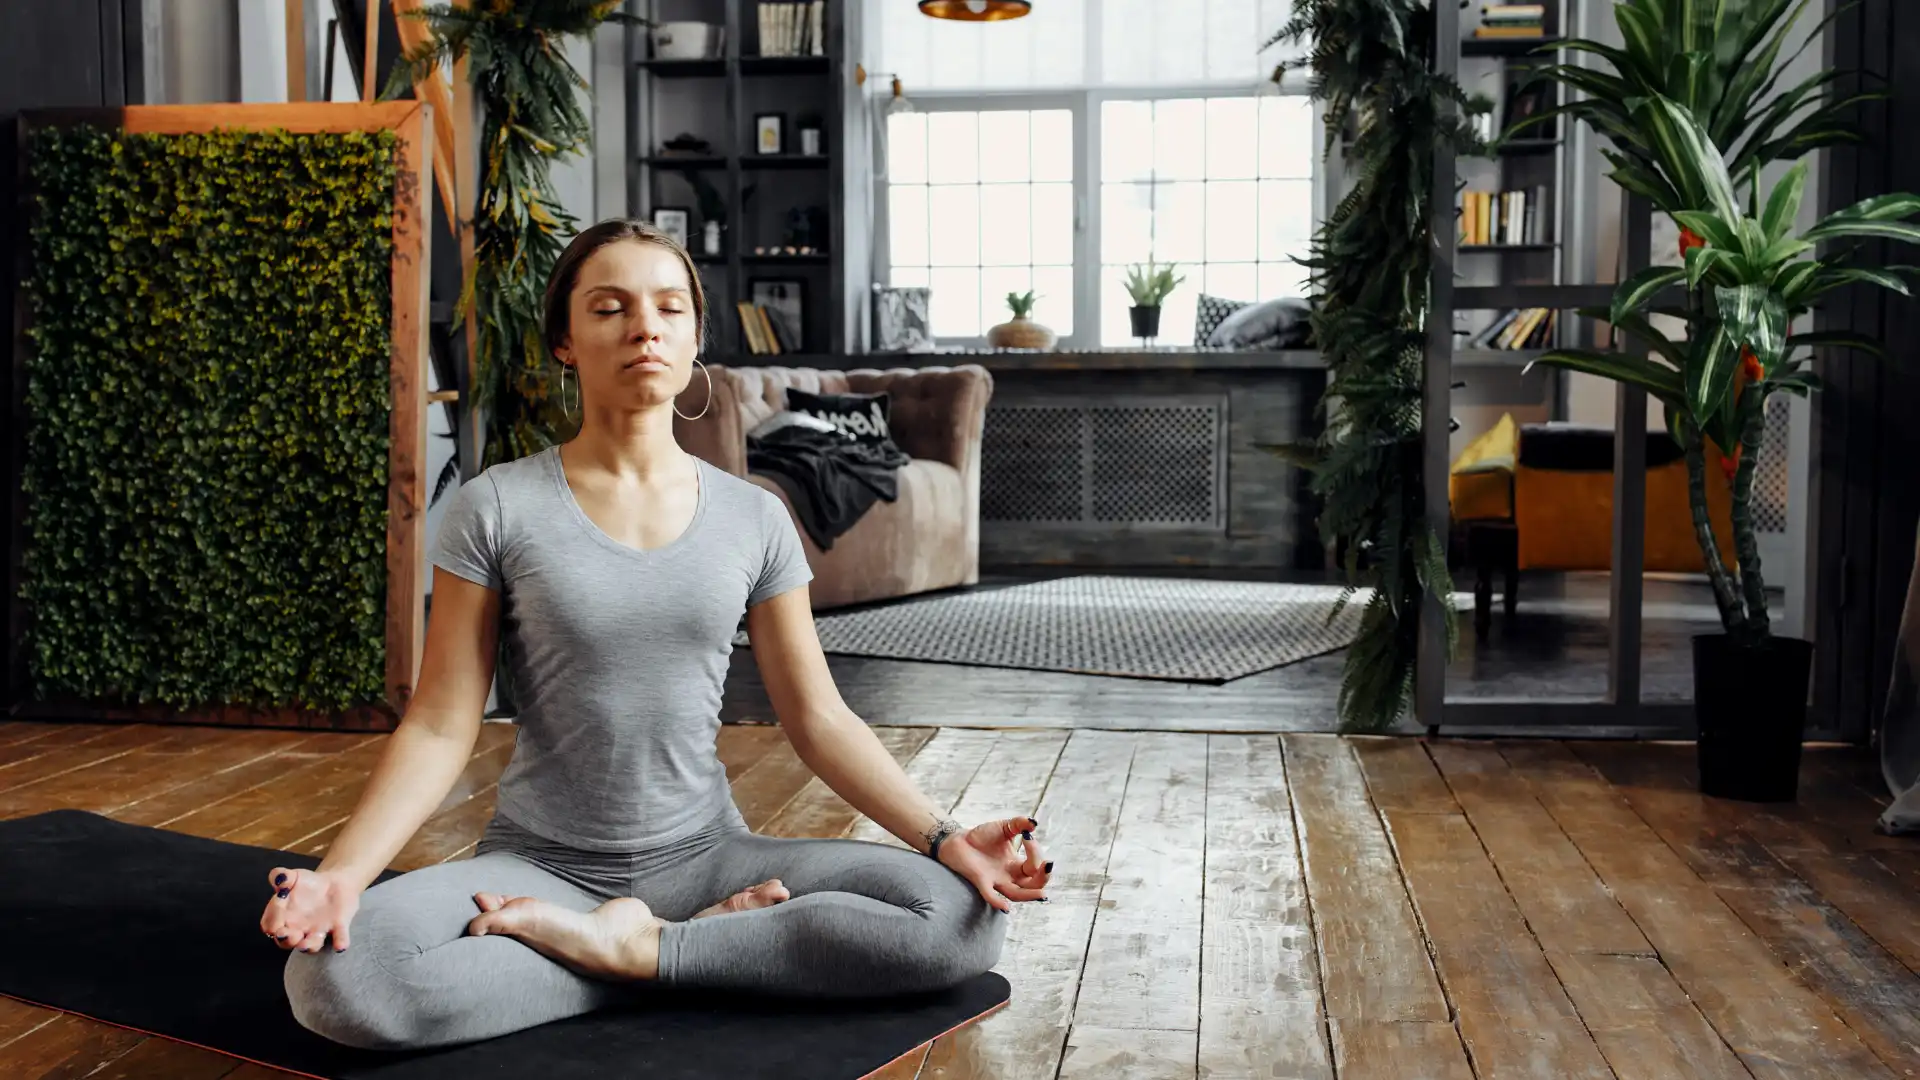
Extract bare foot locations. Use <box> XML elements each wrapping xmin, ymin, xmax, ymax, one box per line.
<box><xmin>468</xmin><ymin>892</ymin><xmax>662</xmax><ymax>980</ymax></box>
<box><xmin>692</xmin><ymin>878</ymin><xmax>791</xmax><ymax>920</ymax></box>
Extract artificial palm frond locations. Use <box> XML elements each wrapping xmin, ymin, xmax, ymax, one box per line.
<box><xmin>1271</xmin><ymin>0</ymin><xmax>1485</xmax><ymax>731</ymax></box>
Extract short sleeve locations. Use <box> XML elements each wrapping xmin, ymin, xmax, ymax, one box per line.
<box><xmin>429</xmin><ymin>473</ymin><xmax>504</xmax><ymax>591</ymax></box>
<box><xmin>748</xmin><ymin>492</ymin><xmax>814</xmax><ymax>606</ymax></box>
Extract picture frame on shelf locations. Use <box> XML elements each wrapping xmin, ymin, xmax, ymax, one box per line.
<box><xmin>751</xmin><ymin>279</ymin><xmax>806</xmax><ymax>353</ymax></box>
<box><xmin>651</xmin><ymin>206</ymin><xmax>690</xmax><ymax>248</ymax></box>
<box><xmin>755</xmin><ymin>112</ymin><xmax>785</xmax><ymax>155</ymax></box>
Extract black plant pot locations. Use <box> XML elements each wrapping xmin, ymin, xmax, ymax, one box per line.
<box><xmin>1129</xmin><ymin>305</ymin><xmax>1161</xmax><ymax>340</ymax></box>
<box><xmin>1694</xmin><ymin>633</ymin><xmax>1813</xmax><ymax>802</ymax></box>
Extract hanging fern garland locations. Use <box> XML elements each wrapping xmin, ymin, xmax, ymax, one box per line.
<box><xmin>1274</xmin><ymin>0</ymin><xmax>1486</xmax><ymax>731</ymax></box>
<box><xmin>388</xmin><ymin>0</ymin><xmax>639</xmax><ymax>470</ymax></box>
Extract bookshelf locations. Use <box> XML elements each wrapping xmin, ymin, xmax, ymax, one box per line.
<box><xmin>625</xmin><ymin>1</ymin><xmax>846</xmax><ymax>360</ymax></box>
<box><xmin>1453</xmin><ymin>1</ymin><xmax>1569</xmax><ymax>366</ymax></box>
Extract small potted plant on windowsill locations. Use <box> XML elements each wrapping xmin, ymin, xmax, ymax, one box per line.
<box><xmin>986</xmin><ymin>290</ymin><xmax>1056</xmax><ymax>349</ymax></box>
<box><xmin>1124</xmin><ymin>260</ymin><xmax>1184</xmax><ymax>342</ymax></box>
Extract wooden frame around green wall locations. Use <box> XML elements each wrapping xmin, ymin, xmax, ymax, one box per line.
<box><xmin>9</xmin><ymin>102</ymin><xmax>433</xmax><ymax>732</ymax></box>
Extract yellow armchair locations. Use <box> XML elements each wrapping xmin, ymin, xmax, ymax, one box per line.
<box><xmin>1449</xmin><ymin>414</ymin><xmax>1736</xmax><ymax>636</ymax></box>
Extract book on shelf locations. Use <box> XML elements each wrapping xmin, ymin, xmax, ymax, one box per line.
<box><xmin>1459</xmin><ymin>186</ymin><xmax>1549</xmax><ymax>246</ymax></box>
<box><xmin>1467</xmin><ymin>307</ymin><xmax>1557</xmax><ymax>351</ymax></box>
<box><xmin>737</xmin><ymin>301</ymin><xmax>799</xmax><ymax>355</ymax></box>
<box><xmin>1473</xmin><ymin>24</ymin><xmax>1547</xmax><ymax>38</ymax></box>
<box><xmin>756</xmin><ymin>2</ymin><xmax>826</xmax><ymax>58</ymax></box>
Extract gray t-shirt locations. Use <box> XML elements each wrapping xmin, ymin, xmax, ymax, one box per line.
<box><xmin>428</xmin><ymin>446</ymin><xmax>813</xmax><ymax>852</ymax></box>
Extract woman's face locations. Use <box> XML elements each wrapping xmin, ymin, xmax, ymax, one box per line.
<box><xmin>556</xmin><ymin>239</ymin><xmax>700</xmax><ymax>412</ymax></box>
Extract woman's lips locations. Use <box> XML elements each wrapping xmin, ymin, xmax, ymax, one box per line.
<box><xmin>624</xmin><ymin>357</ymin><xmax>668</xmax><ymax>371</ymax></box>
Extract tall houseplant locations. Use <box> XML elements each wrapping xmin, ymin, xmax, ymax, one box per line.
<box><xmin>1526</xmin><ymin>90</ymin><xmax>1919</xmax><ymax>795</ymax></box>
<box><xmin>389</xmin><ymin>1</ymin><xmax>638</xmax><ymax>469</ymax></box>
<box><xmin>1269</xmin><ymin>0</ymin><xmax>1484</xmax><ymax>732</ymax></box>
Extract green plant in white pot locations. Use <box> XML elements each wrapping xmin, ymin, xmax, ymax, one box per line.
<box><xmin>1124</xmin><ymin>261</ymin><xmax>1184</xmax><ymax>341</ymax></box>
<box><xmin>1526</xmin><ymin>97</ymin><xmax>1920</xmax><ymax>800</ymax></box>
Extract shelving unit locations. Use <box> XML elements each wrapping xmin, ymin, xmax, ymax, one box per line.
<box><xmin>1420</xmin><ymin>0</ymin><xmax>1670</xmax><ymax>731</ymax></box>
<box><xmin>625</xmin><ymin>1</ymin><xmax>846</xmax><ymax>359</ymax></box>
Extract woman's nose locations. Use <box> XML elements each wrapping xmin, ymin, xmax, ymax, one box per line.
<box><xmin>631</xmin><ymin>308</ymin><xmax>664</xmax><ymax>341</ymax></box>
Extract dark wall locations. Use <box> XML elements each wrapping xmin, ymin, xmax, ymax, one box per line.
<box><xmin>1817</xmin><ymin>0</ymin><xmax>1920</xmax><ymax>740</ymax></box>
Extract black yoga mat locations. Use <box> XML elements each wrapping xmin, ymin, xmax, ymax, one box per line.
<box><xmin>0</xmin><ymin>810</ymin><xmax>1010</xmax><ymax>1079</ymax></box>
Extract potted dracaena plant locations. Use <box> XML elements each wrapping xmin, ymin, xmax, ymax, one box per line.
<box><xmin>1524</xmin><ymin>95</ymin><xmax>1920</xmax><ymax>801</ymax></box>
<box><xmin>1515</xmin><ymin>0</ymin><xmax>1918</xmax><ymax>800</ymax></box>
<box><xmin>987</xmin><ymin>289</ymin><xmax>1057</xmax><ymax>350</ymax></box>
<box><xmin>1124</xmin><ymin>261</ymin><xmax>1185</xmax><ymax>341</ymax></box>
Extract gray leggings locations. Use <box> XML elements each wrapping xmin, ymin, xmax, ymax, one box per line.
<box><xmin>283</xmin><ymin>808</ymin><xmax>1008</xmax><ymax>1051</ymax></box>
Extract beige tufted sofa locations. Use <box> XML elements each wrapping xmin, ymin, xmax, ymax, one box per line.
<box><xmin>673</xmin><ymin>364</ymin><xmax>993</xmax><ymax>610</ymax></box>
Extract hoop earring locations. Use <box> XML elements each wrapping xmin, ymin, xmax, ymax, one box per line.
<box><xmin>560</xmin><ymin>363</ymin><xmax>577</xmax><ymax>422</ymax></box>
<box><xmin>673</xmin><ymin>358</ymin><xmax>713</xmax><ymax>421</ymax></box>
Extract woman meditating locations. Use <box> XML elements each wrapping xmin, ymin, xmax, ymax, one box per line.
<box><xmin>260</xmin><ymin>219</ymin><xmax>1049</xmax><ymax>1051</ymax></box>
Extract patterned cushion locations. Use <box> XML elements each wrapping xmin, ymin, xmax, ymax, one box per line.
<box><xmin>1193</xmin><ymin>293</ymin><xmax>1251</xmax><ymax>345</ymax></box>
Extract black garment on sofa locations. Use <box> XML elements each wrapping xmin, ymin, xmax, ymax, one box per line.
<box><xmin>748</xmin><ymin>425</ymin><xmax>911</xmax><ymax>551</ymax></box>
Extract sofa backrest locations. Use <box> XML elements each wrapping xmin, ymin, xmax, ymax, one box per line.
<box><xmin>708</xmin><ymin>364</ymin><xmax>991</xmax><ymax>473</ymax></box>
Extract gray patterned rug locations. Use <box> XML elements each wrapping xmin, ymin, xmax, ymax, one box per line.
<box><xmin>734</xmin><ymin>575</ymin><xmax>1380</xmax><ymax>684</ymax></box>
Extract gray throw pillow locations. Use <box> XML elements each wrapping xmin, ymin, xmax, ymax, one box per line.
<box><xmin>748</xmin><ymin>410</ymin><xmax>842</xmax><ymax>441</ymax></box>
<box><xmin>1193</xmin><ymin>293</ymin><xmax>1251</xmax><ymax>345</ymax></box>
<box><xmin>1206</xmin><ymin>297</ymin><xmax>1313</xmax><ymax>349</ymax></box>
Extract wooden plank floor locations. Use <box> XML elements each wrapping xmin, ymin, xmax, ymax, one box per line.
<box><xmin>4</xmin><ymin>720</ymin><xmax>1920</xmax><ymax>1079</ymax></box>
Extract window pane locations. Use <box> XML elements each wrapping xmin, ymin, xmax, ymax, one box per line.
<box><xmin>1032</xmin><ymin>111</ymin><xmax>1073</xmax><ymax>182</ymax></box>
<box><xmin>929</xmin><ymin>185</ymin><xmax>980</xmax><ymax>266</ymax></box>
<box><xmin>1259</xmin><ymin>97</ymin><xmax>1313</xmax><ymax>178</ymax></box>
<box><xmin>1154</xmin><ymin>6</ymin><xmax>1208</xmax><ymax>84</ymax></box>
<box><xmin>930</xmin><ymin>268</ymin><xmax>981</xmax><ymax>338</ymax></box>
<box><xmin>1206</xmin><ymin>0</ymin><xmax>1262</xmax><ymax>84</ymax></box>
<box><xmin>979</xmin><ymin>112</ymin><xmax>1031</xmax><ymax>182</ymax></box>
<box><xmin>1206</xmin><ymin>98</ymin><xmax>1259</xmax><ymax>180</ymax></box>
<box><xmin>1101</xmin><ymin>265</ymin><xmax>1135</xmax><ymax>346</ymax></box>
<box><xmin>1102</xmin><ymin>182</ymin><xmax>1152</xmax><ymax>265</ymax></box>
<box><xmin>1160</xmin><ymin>287</ymin><xmax>1200</xmax><ymax>345</ymax></box>
<box><xmin>928</xmin><ymin>113</ymin><xmax>980</xmax><ymax>184</ymax></box>
<box><xmin>1153</xmin><ymin>100</ymin><xmax>1206</xmax><ymax>181</ymax></box>
<box><xmin>1032</xmin><ymin>265</ymin><xmax>1074</xmax><ymax>335</ymax></box>
<box><xmin>981</xmin><ymin>266</ymin><xmax>1034</xmax><ymax>330</ymax></box>
<box><xmin>889</xmin><ymin>186</ymin><xmax>930</xmax><ymax>267</ymax></box>
<box><xmin>980</xmin><ymin>185</ymin><xmax>1033</xmax><ymax>266</ymax></box>
<box><xmin>1207</xmin><ymin>180</ymin><xmax>1258</xmax><ymax>262</ymax></box>
<box><xmin>888</xmin><ymin>113</ymin><xmax>928</xmax><ymax>184</ymax></box>
<box><xmin>1154</xmin><ymin>181</ymin><xmax>1206</xmax><ymax>263</ymax></box>
<box><xmin>1032</xmin><ymin>183</ymin><xmax>1074</xmax><ymax>265</ymax></box>
<box><xmin>1205</xmin><ymin>262</ymin><xmax>1257</xmax><ymax>304</ymax></box>
<box><xmin>1101</xmin><ymin>0</ymin><xmax>1157</xmax><ymax>85</ymax></box>
<box><xmin>892</xmin><ymin>265</ymin><xmax>930</xmax><ymax>288</ymax></box>
<box><xmin>1260</xmin><ymin>260</ymin><xmax>1308</xmax><ymax>300</ymax></box>
<box><xmin>1102</xmin><ymin>100</ymin><xmax>1153</xmax><ymax>183</ymax></box>
<box><xmin>1258</xmin><ymin>179</ymin><xmax>1312</xmax><ymax>260</ymax></box>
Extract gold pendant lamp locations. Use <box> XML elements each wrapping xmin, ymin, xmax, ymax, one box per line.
<box><xmin>918</xmin><ymin>0</ymin><xmax>1032</xmax><ymax>21</ymax></box>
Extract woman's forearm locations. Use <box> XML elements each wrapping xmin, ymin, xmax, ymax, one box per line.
<box><xmin>315</xmin><ymin>719</ymin><xmax>477</xmax><ymax>892</ymax></box>
<box><xmin>786</xmin><ymin>712</ymin><xmax>952</xmax><ymax>853</ymax></box>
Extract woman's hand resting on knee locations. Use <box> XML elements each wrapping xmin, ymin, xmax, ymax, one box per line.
<box><xmin>936</xmin><ymin>816</ymin><xmax>1052</xmax><ymax>914</ymax></box>
<box><xmin>260</xmin><ymin>867</ymin><xmax>360</xmax><ymax>954</ymax></box>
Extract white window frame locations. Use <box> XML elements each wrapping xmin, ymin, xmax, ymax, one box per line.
<box><xmin>874</xmin><ymin>80</ymin><xmax>1322</xmax><ymax>350</ymax></box>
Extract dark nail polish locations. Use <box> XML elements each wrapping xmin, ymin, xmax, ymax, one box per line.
<box><xmin>274</xmin><ymin>873</ymin><xmax>287</xmax><ymax>887</ymax></box>
<box><xmin>1029</xmin><ymin>817</ymin><xmax>1039</xmax><ymax>828</ymax></box>
<box><xmin>1021</xmin><ymin>829</ymin><xmax>1033</xmax><ymax>841</ymax></box>
<box><xmin>1044</xmin><ymin>861</ymin><xmax>1054</xmax><ymax>873</ymax></box>
<box><xmin>334</xmin><ymin>946</ymin><xmax>345</xmax><ymax>953</ymax></box>
<box><xmin>1038</xmin><ymin>897</ymin><xmax>1051</xmax><ymax>904</ymax></box>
